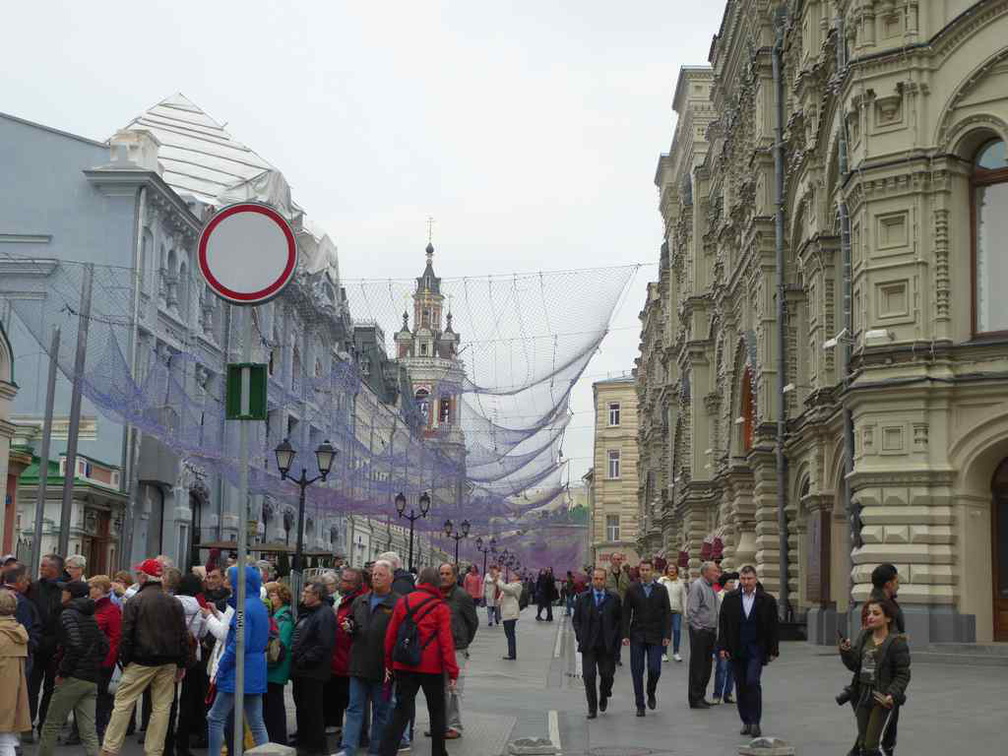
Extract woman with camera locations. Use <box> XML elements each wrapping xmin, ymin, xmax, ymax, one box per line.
<box><xmin>837</xmin><ymin>599</ymin><xmax>910</xmax><ymax>756</ymax></box>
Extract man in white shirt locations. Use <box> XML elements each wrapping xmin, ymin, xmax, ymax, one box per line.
<box><xmin>716</xmin><ymin>565</ymin><xmax>779</xmax><ymax>738</ymax></box>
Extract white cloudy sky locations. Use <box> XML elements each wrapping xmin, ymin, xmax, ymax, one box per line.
<box><xmin>2</xmin><ymin>0</ymin><xmax>727</xmax><ymax>481</ymax></box>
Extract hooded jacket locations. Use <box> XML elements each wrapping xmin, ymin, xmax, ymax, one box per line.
<box><xmin>0</xmin><ymin>615</ymin><xmax>31</xmax><ymax>734</ymax></box>
<box><xmin>392</xmin><ymin>569</ymin><xmax>415</xmax><ymax>597</ymax></box>
<box><xmin>92</xmin><ymin>595</ymin><xmax>122</xmax><ymax>669</ymax></box>
<box><xmin>119</xmin><ymin>581</ymin><xmax>189</xmax><ymax>668</ymax></box>
<box><xmin>56</xmin><ymin>597</ymin><xmax>109</xmax><ymax>683</ymax></box>
<box><xmin>383</xmin><ymin>583</ymin><xmax>459</xmax><ymax>679</ymax></box>
<box><xmin>266</xmin><ymin>604</ymin><xmax>294</xmax><ymax>685</ymax></box>
<box><xmin>214</xmin><ymin>565</ymin><xmax>269</xmax><ymax>695</ymax></box>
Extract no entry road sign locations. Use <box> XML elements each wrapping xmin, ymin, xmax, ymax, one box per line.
<box><xmin>197</xmin><ymin>201</ymin><xmax>297</xmax><ymax>305</ymax></box>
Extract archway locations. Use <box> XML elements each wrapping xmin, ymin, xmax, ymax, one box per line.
<box><xmin>993</xmin><ymin>458</ymin><xmax>1008</xmax><ymax>641</ymax></box>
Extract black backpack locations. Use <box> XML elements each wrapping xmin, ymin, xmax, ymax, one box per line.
<box><xmin>392</xmin><ymin>595</ymin><xmax>439</xmax><ymax>667</ymax></box>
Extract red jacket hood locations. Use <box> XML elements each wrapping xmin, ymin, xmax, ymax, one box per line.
<box><xmin>384</xmin><ymin>584</ymin><xmax>459</xmax><ymax>679</ymax></box>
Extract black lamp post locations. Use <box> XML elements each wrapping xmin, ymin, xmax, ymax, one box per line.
<box><xmin>474</xmin><ymin>536</ymin><xmax>495</xmax><ymax>574</ymax></box>
<box><xmin>275</xmin><ymin>438</ymin><xmax>336</xmax><ymax>601</ymax></box>
<box><xmin>443</xmin><ymin>518</ymin><xmax>470</xmax><ymax>567</ymax></box>
<box><xmin>396</xmin><ymin>491</ymin><xmax>430</xmax><ymax>571</ymax></box>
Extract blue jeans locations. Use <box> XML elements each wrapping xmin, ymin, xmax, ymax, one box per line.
<box><xmin>629</xmin><ymin>642</ymin><xmax>664</xmax><ymax>709</ymax></box>
<box><xmin>207</xmin><ymin>690</ymin><xmax>268</xmax><ymax>756</ymax></box>
<box><xmin>486</xmin><ymin>605</ymin><xmax>500</xmax><ymax>625</ymax></box>
<box><xmin>714</xmin><ymin>653</ymin><xmax>735</xmax><ymax>700</ymax></box>
<box><xmin>565</xmin><ymin>595</ymin><xmax>575</xmax><ymax>615</ymax></box>
<box><xmin>342</xmin><ymin>677</ymin><xmax>392</xmax><ymax>755</ymax></box>
<box><xmin>503</xmin><ymin>619</ymin><xmax>517</xmax><ymax>659</ymax></box>
<box><xmin>669</xmin><ymin>612</ymin><xmax>682</xmax><ymax>653</ymax></box>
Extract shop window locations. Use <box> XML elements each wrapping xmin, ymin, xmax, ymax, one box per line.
<box><xmin>973</xmin><ymin>139</ymin><xmax>1008</xmax><ymax>335</ymax></box>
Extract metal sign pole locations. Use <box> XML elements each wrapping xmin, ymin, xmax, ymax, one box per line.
<box><xmin>233</xmin><ymin>306</ymin><xmax>251</xmax><ymax>755</ymax></box>
<box><xmin>30</xmin><ymin>326</ymin><xmax>60</xmax><ymax>576</ymax></box>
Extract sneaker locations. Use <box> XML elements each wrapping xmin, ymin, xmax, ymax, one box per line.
<box><xmin>325</xmin><ymin>725</ymin><xmax>339</xmax><ymax>735</ymax></box>
<box><xmin>673</xmin><ymin>652</ymin><xmax>683</xmax><ymax>662</ymax></box>
<box><xmin>662</xmin><ymin>654</ymin><xmax>670</xmax><ymax>662</ymax></box>
<box><xmin>712</xmin><ymin>696</ymin><xmax>722</xmax><ymax>705</ymax></box>
<box><xmin>397</xmin><ymin>746</ymin><xmax>412</xmax><ymax>754</ymax></box>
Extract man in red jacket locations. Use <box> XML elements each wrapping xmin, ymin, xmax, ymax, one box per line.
<box><xmin>87</xmin><ymin>576</ymin><xmax>122</xmax><ymax>743</ymax></box>
<box><xmin>379</xmin><ymin>567</ymin><xmax>458</xmax><ymax>756</ymax></box>
<box><xmin>325</xmin><ymin>568</ymin><xmax>365</xmax><ymax>737</ymax></box>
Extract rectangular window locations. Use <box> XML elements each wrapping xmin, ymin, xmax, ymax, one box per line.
<box><xmin>608</xmin><ymin>402</ymin><xmax>621</xmax><ymax>426</ymax></box>
<box><xmin>607</xmin><ymin>449</ymin><xmax>621</xmax><ymax>479</ymax></box>
<box><xmin>606</xmin><ymin>514</ymin><xmax>620</xmax><ymax>542</ymax></box>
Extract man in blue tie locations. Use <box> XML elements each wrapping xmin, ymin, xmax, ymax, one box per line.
<box><xmin>572</xmin><ymin>568</ymin><xmax>622</xmax><ymax>719</ymax></box>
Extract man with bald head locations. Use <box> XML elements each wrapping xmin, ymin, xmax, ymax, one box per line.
<box><xmin>572</xmin><ymin>567</ymin><xmax>622</xmax><ymax>718</ymax></box>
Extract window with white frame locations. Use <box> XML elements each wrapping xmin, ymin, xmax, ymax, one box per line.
<box><xmin>606</xmin><ymin>514</ymin><xmax>620</xmax><ymax>542</ymax></box>
<box><xmin>608</xmin><ymin>402</ymin><xmax>621</xmax><ymax>426</ymax></box>
<box><xmin>607</xmin><ymin>449</ymin><xmax>621</xmax><ymax>479</ymax></box>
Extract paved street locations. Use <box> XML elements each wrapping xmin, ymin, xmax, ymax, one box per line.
<box><xmin>25</xmin><ymin>611</ymin><xmax>1007</xmax><ymax>756</ymax></box>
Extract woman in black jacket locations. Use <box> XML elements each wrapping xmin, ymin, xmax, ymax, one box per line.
<box><xmin>838</xmin><ymin>598</ymin><xmax>910</xmax><ymax>756</ymax></box>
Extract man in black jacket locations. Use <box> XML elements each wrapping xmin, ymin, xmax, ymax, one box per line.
<box><xmin>621</xmin><ymin>559</ymin><xmax>671</xmax><ymax>716</ymax></box>
<box><xmin>100</xmin><ymin>558</ymin><xmax>188</xmax><ymax>756</ymax></box>
<box><xmin>37</xmin><ymin>580</ymin><xmax>109</xmax><ymax>756</ymax></box>
<box><xmin>717</xmin><ymin>565</ymin><xmax>779</xmax><ymax>738</ymax></box>
<box><xmin>438</xmin><ymin>563</ymin><xmax>479</xmax><ymax>739</ymax></box>
<box><xmin>290</xmin><ymin>580</ymin><xmax>338</xmax><ymax>755</ymax></box>
<box><xmin>573</xmin><ymin>567</ymin><xmax>622</xmax><ymax>718</ymax></box>
<box><xmin>28</xmin><ymin>554</ymin><xmax>65</xmax><ymax>735</ymax></box>
<box><xmin>339</xmin><ymin>560</ymin><xmax>400</xmax><ymax>755</ymax></box>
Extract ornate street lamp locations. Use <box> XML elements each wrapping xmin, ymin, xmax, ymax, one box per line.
<box><xmin>475</xmin><ymin>535</ymin><xmax>495</xmax><ymax>574</ymax></box>
<box><xmin>444</xmin><ymin>518</ymin><xmax>469</xmax><ymax>566</ymax></box>
<box><xmin>275</xmin><ymin>438</ymin><xmax>337</xmax><ymax>605</ymax></box>
<box><xmin>396</xmin><ymin>491</ymin><xmax>431</xmax><ymax>571</ymax></box>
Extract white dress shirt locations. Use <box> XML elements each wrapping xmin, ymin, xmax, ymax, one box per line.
<box><xmin>742</xmin><ymin>588</ymin><xmax>756</xmax><ymax>618</ymax></box>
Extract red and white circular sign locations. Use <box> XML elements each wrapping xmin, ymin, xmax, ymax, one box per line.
<box><xmin>198</xmin><ymin>202</ymin><xmax>297</xmax><ymax>306</ymax></box>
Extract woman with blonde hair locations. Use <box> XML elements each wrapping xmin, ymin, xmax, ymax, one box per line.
<box><xmin>0</xmin><ymin>589</ymin><xmax>31</xmax><ymax>756</ymax></box>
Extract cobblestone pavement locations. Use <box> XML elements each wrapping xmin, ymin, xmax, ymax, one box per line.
<box><xmin>25</xmin><ymin>609</ymin><xmax>1006</xmax><ymax>755</ymax></box>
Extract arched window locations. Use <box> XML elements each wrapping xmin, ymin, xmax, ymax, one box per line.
<box><xmin>973</xmin><ymin>138</ymin><xmax>1008</xmax><ymax>335</ymax></box>
<box><xmin>415</xmin><ymin>388</ymin><xmax>430</xmax><ymax>425</ymax></box>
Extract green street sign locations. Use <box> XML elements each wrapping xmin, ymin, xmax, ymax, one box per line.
<box><xmin>226</xmin><ymin>363</ymin><xmax>267</xmax><ymax>420</ymax></box>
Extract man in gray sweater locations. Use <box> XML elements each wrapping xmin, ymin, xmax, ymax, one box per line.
<box><xmin>686</xmin><ymin>562</ymin><xmax>719</xmax><ymax>708</ymax></box>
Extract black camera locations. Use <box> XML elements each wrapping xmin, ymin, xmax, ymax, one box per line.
<box><xmin>835</xmin><ymin>685</ymin><xmax>853</xmax><ymax>706</ymax></box>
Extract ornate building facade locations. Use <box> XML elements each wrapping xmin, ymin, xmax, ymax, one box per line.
<box><xmin>639</xmin><ymin>0</ymin><xmax>1008</xmax><ymax>643</ymax></box>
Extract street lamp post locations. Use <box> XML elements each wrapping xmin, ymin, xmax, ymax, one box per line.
<box><xmin>443</xmin><ymin>518</ymin><xmax>470</xmax><ymax>567</ymax></box>
<box><xmin>474</xmin><ymin>536</ymin><xmax>496</xmax><ymax>574</ymax></box>
<box><xmin>275</xmin><ymin>438</ymin><xmax>337</xmax><ymax>604</ymax></box>
<box><xmin>396</xmin><ymin>491</ymin><xmax>430</xmax><ymax>571</ymax></box>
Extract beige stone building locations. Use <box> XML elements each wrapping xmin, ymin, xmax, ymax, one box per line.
<box><xmin>589</xmin><ymin>376</ymin><xmax>641</xmax><ymax>565</ymax></box>
<box><xmin>639</xmin><ymin>0</ymin><xmax>1008</xmax><ymax>644</ymax></box>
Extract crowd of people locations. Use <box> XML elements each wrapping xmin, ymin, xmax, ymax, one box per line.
<box><xmin>569</xmin><ymin>553</ymin><xmax>909</xmax><ymax>756</ymax></box>
<box><xmin>0</xmin><ymin>548</ymin><xmax>909</xmax><ymax>756</ymax></box>
<box><xmin>0</xmin><ymin>549</ymin><xmax>530</xmax><ymax>756</ymax></box>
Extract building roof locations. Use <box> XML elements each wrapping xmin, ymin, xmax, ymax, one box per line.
<box><xmin>416</xmin><ymin>242</ymin><xmax>442</xmax><ymax>296</ymax></box>
<box><xmin>593</xmin><ymin>375</ymin><xmax>636</xmax><ymax>387</ymax></box>
<box><xmin>122</xmin><ymin>93</ymin><xmax>289</xmax><ymax>209</ymax></box>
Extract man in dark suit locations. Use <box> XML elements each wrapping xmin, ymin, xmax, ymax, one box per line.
<box><xmin>621</xmin><ymin>559</ymin><xmax>671</xmax><ymax>717</ymax></box>
<box><xmin>572</xmin><ymin>567</ymin><xmax>622</xmax><ymax>719</ymax></box>
<box><xmin>717</xmin><ymin>565</ymin><xmax>779</xmax><ymax>738</ymax></box>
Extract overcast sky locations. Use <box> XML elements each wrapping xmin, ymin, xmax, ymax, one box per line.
<box><xmin>2</xmin><ymin>0</ymin><xmax>726</xmax><ymax>483</ymax></box>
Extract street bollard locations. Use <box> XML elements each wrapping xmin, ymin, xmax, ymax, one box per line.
<box><xmin>738</xmin><ymin>736</ymin><xmax>796</xmax><ymax>756</ymax></box>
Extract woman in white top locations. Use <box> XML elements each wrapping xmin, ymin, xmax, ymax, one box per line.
<box><xmin>658</xmin><ymin>564</ymin><xmax>688</xmax><ymax>662</ymax></box>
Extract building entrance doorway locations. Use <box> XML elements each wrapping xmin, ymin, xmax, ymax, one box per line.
<box><xmin>993</xmin><ymin>458</ymin><xmax>1008</xmax><ymax>641</ymax></box>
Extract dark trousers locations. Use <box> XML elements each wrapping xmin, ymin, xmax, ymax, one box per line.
<box><xmin>323</xmin><ymin>673</ymin><xmax>350</xmax><ymax>728</ymax></box>
<box><xmin>95</xmin><ymin>666</ymin><xmax>115</xmax><ymax>742</ymax></box>
<box><xmin>881</xmin><ymin>704</ymin><xmax>900</xmax><ymax>754</ymax></box>
<box><xmin>503</xmin><ymin>619</ymin><xmax>517</xmax><ymax>659</ymax></box>
<box><xmin>264</xmin><ymin>682</ymin><xmax>288</xmax><ymax>745</ymax></box>
<box><xmin>732</xmin><ymin>650</ymin><xmax>764</xmax><ymax>725</ymax></box>
<box><xmin>380</xmin><ymin>672</ymin><xmax>446</xmax><ymax>756</ymax></box>
<box><xmin>629</xmin><ymin>642</ymin><xmax>663</xmax><ymax>708</ymax></box>
<box><xmin>28</xmin><ymin>653</ymin><xmax>57</xmax><ymax>728</ymax></box>
<box><xmin>175</xmin><ymin>662</ymin><xmax>206</xmax><ymax>754</ymax></box>
<box><xmin>293</xmin><ymin>677</ymin><xmax>327</xmax><ymax>754</ymax></box>
<box><xmin>581</xmin><ymin>648</ymin><xmax>616</xmax><ymax>713</ymax></box>
<box><xmin>536</xmin><ymin>601</ymin><xmax>553</xmax><ymax>621</ymax></box>
<box><xmin>688</xmin><ymin>626</ymin><xmax>716</xmax><ymax>705</ymax></box>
